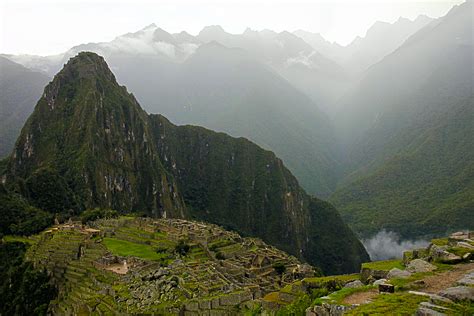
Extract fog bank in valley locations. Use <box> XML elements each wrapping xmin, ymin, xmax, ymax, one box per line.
<box><xmin>363</xmin><ymin>230</ymin><xmax>430</xmax><ymax>261</ymax></box>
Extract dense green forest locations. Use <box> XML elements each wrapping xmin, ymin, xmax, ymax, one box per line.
<box><xmin>0</xmin><ymin>241</ymin><xmax>57</xmax><ymax>315</ymax></box>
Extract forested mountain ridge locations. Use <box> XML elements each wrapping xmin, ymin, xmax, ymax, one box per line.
<box><xmin>2</xmin><ymin>52</ymin><xmax>369</xmax><ymax>274</ymax></box>
<box><xmin>331</xmin><ymin>1</ymin><xmax>474</xmax><ymax>239</ymax></box>
<box><xmin>332</xmin><ymin>96</ymin><xmax>474</xmax><ymax>238</ymax></box>
<box><xmin>1</xmin><ymin>2</ymin><xmax>472</xmax><ymax>243</ymax></box>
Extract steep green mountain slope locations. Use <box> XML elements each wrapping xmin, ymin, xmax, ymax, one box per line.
<box><xmin>335</xmin><ymin>1</ymin><xmax>472</xmax><ymax>170</ymax></box>
<box><xmin>101</xmin><ymin>42</ymin><xmax>340</xmax><ymax>197</ymax></box>
<box><xmin>332</xmin><ymin>97</ymin><xmax>474</xmax><ymax>238</ymax></box>
<box><xmin>332</xmin><ymin>1</ymin><xmax>474</xmax><ymax>238</ymax></box>
<box><xmin>3</xmin><ymin>30</ymin><xmax>342</xmax><ymax>197</ymax></box>
<box><xmin>0</xmin><ymin>57</ymin><xmax>50</xmax><ymax>158</ymax></box>
<box><xmin>3</xmin><ymin>52</ymin><xmax>368</xmax><ymax>274</ymax></box>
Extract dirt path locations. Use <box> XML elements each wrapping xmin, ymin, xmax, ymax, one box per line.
<box><xmin>422</xmin><ymin>262</ymin><xmax>474</xmax><ymax>293</ymax></box>
<box><xmin>342</xmin><ymin>288</ymin><xmax>378</xmax><ymax>305</ymax></box>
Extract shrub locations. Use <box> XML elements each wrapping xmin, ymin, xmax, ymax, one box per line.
<box><xmin>81</xmin><ymin>208</ymin><xmax>118</xmax><ymax>224</ymax></box>
<box><xmin>174</xmin><ymin>240</ymin><xmax>190</xmax><ymax>256</ymax></box>
<box><xmin>215</xmin><ymin>251</ymin><xmax>225</xmax><ymax>260</ymax></box>
<box><xmin>273</xmin><ymin>262</ymin><xmax>286</xmax><ymax>275</ymax></box>
<box><xmin>0</xmin><ymin>242</ymin><xmax>57</xmax><ymax>315</ymax></box>
<box><xmin>0</xmin><ymin>186</ymin><xmax>53</xmax><ymax>236</ymax></box>
<box><xmin>25</xmin><ymin>167</ymin><xmax>81</xmax><ymax>213</ymax></box>
<box><xmin>155</xmin><ymin>246</ymin><xmax>168</xmax><ymax>254</ymax></box>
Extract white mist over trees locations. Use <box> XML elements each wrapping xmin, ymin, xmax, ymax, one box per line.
<box><xmin>363</xmin><ymin>230</ymin><xmax>429</xmax><ymax>261</ymax></box>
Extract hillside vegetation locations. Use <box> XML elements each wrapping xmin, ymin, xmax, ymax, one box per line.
<box><xmin>2</xmin><ymin>52</ymin><xmax>368</xmax><ymax>274</ymax></box>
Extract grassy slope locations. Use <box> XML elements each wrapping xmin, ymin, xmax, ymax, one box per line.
<box><xmin>103</xmin><ymin>238</ymin><xmax>170</xmax><ymax>261</ymax></box>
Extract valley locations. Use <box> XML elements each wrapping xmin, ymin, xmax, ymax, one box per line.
<box><xmin>1</xmin><ymin>1</ymin><xmax>472</xmax><ymax>242</ymax></box>
<box><xmin>0</xmin><ymin>1</ymin><xmax>472</xmax><ymax>314</ymax></box>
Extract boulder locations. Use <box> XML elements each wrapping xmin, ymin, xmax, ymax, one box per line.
<box><xmin>344</xmin><ymin>280</ymin><xmax>364</xmax><ymax>288</ymax></box>
<box><xmin>429</xmin><ymin>245</ymin><xmax>463</xmax><ymax>263</ymax></box>
<box><xmin>308</xmin><ymin>303</ymin><xmax>356</xmax><ymax>316</ymax></box>
<box><xmin>428</xmin><ymin>244</ymin><xmax>448</xmax><ymax>260</ymax></box>
<box><xmin>416</xmin><ymin>307</ymin><xmax>446</xmax><ymax>316</ymax></box>
<box><xmin>439</xmin><ymin>286</ymin><xmax>474</xmax><ymax>302</ymax></box>
<box><xmin>429</xmin><ymin>294</ymin><xmax>453</xmax><ymax>305</ymax></box>
<box><xmin>387</xmin><ymin>268</ymin><xmax>412</xmax><ymax>279</ymax></box>
<box><xmin>407</xmin><ymin>259</ymin><xmax>437</xmax><ymax>273</ymax></box>
<box><xmin>450</xmin><ymin>231</ymin><xmax>470</xmax><ymax>240</ymax></box>
<box><xmin>373</xmin><ymin>279</ymin><xmax>388</xmax><ymax>286</ymax></box>
<box><xmin>456</xmin><ymin>271</ymin><xmax>474</xmax><ymax>286</ymax></box>
<box><xmin>416</xmin><ymin>302</ymin><xmax>450</xmax><ymax>316</ymax></box>
<box><xmin>360</xmin><ymin>267</ymin><xmax>389</xmax><ymax>283</ymax></box>
<box><xmin>457</xmin><ymin>242</ymin><xmax>474</xmax><ymax>250</ymax></box>
<box><xmin>439</xmin><ymin>252</ymin><xmax>463</xmax><ymax>264</ymax></box>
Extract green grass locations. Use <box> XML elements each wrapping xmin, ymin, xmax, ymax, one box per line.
<box><xmin>345</xmin><ymin>292</ymin><xmax>428</xmax><ymax>315</ymax></box>
<box><xmin>437</xmin><ymin>299</ymin><xmax>474</xmax><ymax>315</ymax></box>
<box><xmin>103</xmin><ymin>237</ymin><xmax>170</xmax><ymax>261</ymax></box>
<box><xmin>3</xmin><ymin>235</ymin><xmax>37</xmax><ymax>245</ymax></box>
<box><xmin>362</xmin><ymin>259</ymin><xmax>404</xmax><ymax>271</ymax></box>
<box><xmin>314</xmin><ymin>285</ymin><xmax>375</xmax><ymax>306</ymax></box>
<box><xmin>303</xmin><ymin>273</ymin><xmax>359</xmax><ymax>284</ymax></box>
<box><xmin>447</xmin><ymin>247</ymin><xmax>471</xmax><ymax>258</ymax></box>
<box><xmin>431</xmin><ymin>238</ymin><xmax>449</xmax><ymax>246</ymax></box>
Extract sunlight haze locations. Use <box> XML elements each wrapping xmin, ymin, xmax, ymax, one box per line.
<box><xmin>0</xmin><ymin>0</ymin><xmax>465</xmax><ymax>55</ymax></box>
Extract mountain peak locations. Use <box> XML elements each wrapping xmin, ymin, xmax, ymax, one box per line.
<box><xmin>143</xmin><ymin>23</ymin><xmax>157</xmax><ymax>30</ymax></box>
<box><xmin>152</xmin><ymin>27</ymin><xmax>176</xmax><ymax>43</ymax></box>
<box><xmin>58</xmin><ymin>52</ymin><xmax>116</xmax><ymax>82</ymax></box>
<box><xmin>198</xmin><ymin>25</ymin><xmax>226</xmax><ymax>35</ymax></box>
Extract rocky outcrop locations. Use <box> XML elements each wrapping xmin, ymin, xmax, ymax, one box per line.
<box><xmin>456</xmin><ymin>270</ymin><xmax>474</xmax><ymax>286</ymax></box>
<box><xmin>439</xmin><ymin>286</ymin><xmax>474</xmax><ymax>302</ymax></box>
<box><xmin>360</xmin><ymin>267</ymin><xmax>388</xmax><ymax>283</ymax></box>
<box><xmin>406</xmin><ymin>259</ymin><xmax>437</xmax><ymax>274</ymax></box>
<box><xmin>344</xmin><ymin>280</ymin><xmax>363</xmax><ymax>288</ymax></box>
<box><xmin>416</xmin><ymin>302</ymin><xmax>450</xmax><ymax>316</ymax></box>
<box><xmin>387</xmin><ymin>268</ymin><xmax>412</xmax><ymax>279</ymax></box>
<box><xmin>306</xmin><ymin>303</ymin><xmax>356</xmax><ymax>316</ymax></box>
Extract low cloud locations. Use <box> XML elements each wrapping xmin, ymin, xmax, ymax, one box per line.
<box><xmin>362</xmin><ymin>230</ymin><xmax>429</xmax><ymax>261</ymax></box>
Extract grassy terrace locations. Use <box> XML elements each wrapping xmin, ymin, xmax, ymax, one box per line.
<box><xmin>103</xmin><ymin>237</ymin><xmax>172</xmax><ymax>262</ymax></box>
<box><xmin>302</xmin><ymin>273</ymin><xmax>360</xmax><ymax>285</ymax></box>
<box><xmin>346</xmin><ymin>292</ymin><xmax>427</xmax><ymax>315</ymax></box>
<box><xmin>362</xmin><ymin>259</ymin><xmax>404</xmax><ymax>271</ymax></box>
<box><xmin>3</xmin><ymin>235</ymin><xmax>38</xmax><ymax>244</ymax></box>
<box><xmin>431</xmin><ymin>238</ymin><xmax>449</xmax><ymax>246</ymax></box>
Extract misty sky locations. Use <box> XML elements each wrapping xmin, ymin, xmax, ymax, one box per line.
<box><xmin>0</xmin><ymin>0</ymin><xmax>465</xmax><ymax>55</ymax></box>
